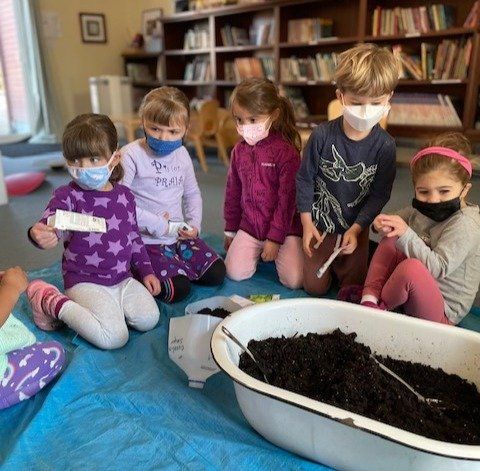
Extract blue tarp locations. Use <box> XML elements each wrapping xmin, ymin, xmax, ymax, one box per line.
<box><xmin>2</xmin><ymin>237</ymin><xmax>480</xmax><ymax>470</ymax></box>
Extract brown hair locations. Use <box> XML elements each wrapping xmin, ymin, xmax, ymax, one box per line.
<box><xmin>411</xmin><ymin>132</ymin><xmax>472</xmax><ymax>185</ymax></box>
<box><xmin>139</xmin><ymin>86</ymin><xmax>190</xmax><ymax>127</ymax></box>
<box><xmin>334</xmin><ymin>43</ymin><xmax>399</xmax><ymax>96</ymax></box>
<box><xmin>229</xmin><ymin>78</ymin><xmax>301</xmax><ymax>153</ymax></box>
<box><xmin>62</xmin><ymin>113</ymin><xmax>123</xmax><ymax>184</ymax></box>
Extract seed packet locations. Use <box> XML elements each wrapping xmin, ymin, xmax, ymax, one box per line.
<box><xmin>248</xmin><ymin>294</ymin><xmax>280</xmax><ymax>303</ymax></box>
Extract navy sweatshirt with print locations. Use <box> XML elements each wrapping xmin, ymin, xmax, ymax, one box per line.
<box><xmin>296</xmin><ymin>117</ymin><xmax>396</xmax><ymax>234</ymax></box>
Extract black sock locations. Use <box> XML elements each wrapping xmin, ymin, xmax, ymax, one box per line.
<box><xmin>155</xmin><ymin>275</ymin><xmax>191</xmax><ymax>303</ymax></box>
<box><xmin>196</xmin><ymin>259</ymin><xmax>226</xmax><ymax>286</ymax></box>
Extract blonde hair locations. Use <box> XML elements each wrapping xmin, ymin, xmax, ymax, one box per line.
<box><xmin>139</xmin><ymin>86</ymin><xmax>190</xmax><ymax>127</ymax></box>
<box><xmin>62</xmin><ymin>113</ymin><xmax>124</xmax><ymax>184</ymax></box>
<box><xmin>334</xmin><ymin>43</ymin><xmax>399</xmax><ymax>96</ymax></box>
<box><xmin>229</xmin><ymin>78</ymin><xmax>301</xmax><ymax>153</ymax></box>
<box><xmin>412</xmin><ymin>132</ymin><xmax>472</xmax><ymax>185</ymax></box>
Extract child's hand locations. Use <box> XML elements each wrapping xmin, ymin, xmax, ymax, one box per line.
<box><xmin>373</xmin><ymin>214</ymin><xmax>393</xmax><ymax>235</ymax></box>
<box><xmin>143</xmin><ymin>274</ymin><xmax>161</xmax><ymax>296</ymax></box>
<box><xmin>224</xmin><ymin>236</ymin><xmax>234</xmax><ymax>252</ymax></box>
<box><xmin>379</xmin><ymin>215</ymin><xmax>409</xmax><ymax>238</ymax></box>
<box><xmin>0</xmin><ymin>267</ymin><xmax>29</xmax><ymax>295</ymax></box>
<box><xmin>302</xmin><ymin>222</ymin><xmax>323</xmax><ymax>258</ymax></box>
<box><xmin>341</xmin><ymin>224</ymin><xmax>361</xmax><ymax>255</ymax></box>
<box><xmin>163</xmin><ymin>212</ymin><xmax>169</xmax><ymax>220</ymax></box>
<box><xmin>178</xmin><ymin>226</ymin><xmax>199</xmax><ymax>240</ymax></box>
<box><xmin>30</xmin><ymin>222</ymin><xmax>59</xmax><ymax>249</ymax></box>
<box><xmin>261</xmin><ymin>240</ymin><xmax>280</xmax><ymax>262</ymax></box>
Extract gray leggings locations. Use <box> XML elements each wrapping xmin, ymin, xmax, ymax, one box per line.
<box><xmin>61</xmin><ymin>278</ymin><xmax>160</xmax><ymax>349</ymax></box>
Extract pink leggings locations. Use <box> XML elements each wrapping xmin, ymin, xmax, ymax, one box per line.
<box><xmin>363</xmin><ymin>237</ymin><xmax>451</xmax><ymax>325</ymax></box>
<box><xmin>225</xmin><ymin>230</ymin><xmax>303</xmax><ymax>289</ymax></box>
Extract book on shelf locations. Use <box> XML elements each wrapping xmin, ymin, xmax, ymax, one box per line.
<box><xmin>388</xmin><ymin>93</ymin><xmax>462</xmax><ymax>127</ymax></box>
<box><xmin>221</xmin><ymin>13</ymin><xmax>274</xmax><ymax>47</ymax></box>
<box><xmin>188</xmin><ymin>0</ymin><xmax>237</xmax><ymax>11</ymax></box>
<box><xmin>220</xmin><ymin>25</ymin><xmax>250</xmax><ymax>46</ymax></box>
<box><xmin>126</xmin><ymin>63</ymin><xmax>154</xmax><ymax>82</ymax></box>
<box><xmin>393</xmin><ymin>39</ymin><xmax>472</xmax><ymax>81</ymax></box>
<box><xmin>230</xmin><ymin>56</ymin><xmax>275</xmax><ymax>81</ymax></box>
<box><xmin>280</xmin><ymin>53</ymin><xmax>336</xmax><ymax>82</ymax></box>
<box><xmin>287</xmin><ymin>18</ymin><xmax>333</xmax><ymax>43</ymax></box>
<box><xmin>156</xmin><ymin>58</ymin><xmax>164</xmax><ymax>83</ymax></box>
<box><xmin>183</xmin><ymin>23</ymin><xmax>210</xmax><ymax>50</ymax></box>
<box><xmin>184</xmin><ymin>57</ymin><xmax>211</xmax><ymax>81</ymax></box>
<box><xmin>371</xmin><ymin>4</ymin><xmax>455</xmax><ymax>37</ymax></box>
<box><xmin>463</xmin><ymin>1</ymin><xmax>480</xmax><ymax>28</ymax></box>
<box><xmin>250</xmin><ymin>13</ymin><xmax>274</xmax><ymax>46</ymax></box>
<box><xmin>224</xmin><ymin>61</ymin><xmax>236</xmax><ymax>81</ymax></box>
<box><xmin>281</xmin><ymin>87</ymin><xmax>310</xmax><ymax>119</ymax></box>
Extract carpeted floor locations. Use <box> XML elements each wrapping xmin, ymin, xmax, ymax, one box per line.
<box><xmin>0</xmin><ymin>142</ymin><xmax>62</xmax><ymax>157</ymax></box>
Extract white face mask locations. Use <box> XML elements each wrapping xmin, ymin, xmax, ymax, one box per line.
<box><xmin>236</xmin><ymin>119</ymin><xmax>271</xmax><ymax>146</ymax></box>
<box><xmin>341</xmin><ymin>97</ymin><xmax>390</xmax><ymax>132</ymax></box>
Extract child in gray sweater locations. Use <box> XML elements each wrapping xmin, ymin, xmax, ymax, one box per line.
<box><xmin>361</xmin><ymin>132</ymin><xmax>480</xmax><ymax>325</ymax></box>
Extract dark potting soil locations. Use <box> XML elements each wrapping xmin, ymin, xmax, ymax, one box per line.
<box><xmin>197</xmin><ymin>307</ymin><xmax>231</xmax><ymax>318</ymax></box>
<box><xmin>238</xmin><ymin>329</ymin><xmax>480</xmax><ymax>444</ymax></box>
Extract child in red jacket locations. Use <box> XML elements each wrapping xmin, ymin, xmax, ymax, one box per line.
<box><xmin>223</xmin><ymin>78</ymin><xmax>303</xmax><ymax>289</ymax></box>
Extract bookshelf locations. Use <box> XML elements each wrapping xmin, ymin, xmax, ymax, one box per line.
<box><xmin>122</xmin><ymin>0</ymin><xmax>480</xmax><ymax>140</ymax></box>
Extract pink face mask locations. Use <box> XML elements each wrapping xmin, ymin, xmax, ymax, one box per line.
<box><xmin>236</xmin><ymin>119</ymin><xmax>271</xmax><ymax>146</ymax></box>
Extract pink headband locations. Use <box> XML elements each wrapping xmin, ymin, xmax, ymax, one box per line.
<box><xmin>410</xmin><ymin>146</ymin><xmax>472</xmax><ymax>177</ymax></box>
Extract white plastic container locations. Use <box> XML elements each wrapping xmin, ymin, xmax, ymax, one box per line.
<box><xmin>185</xmin><ymin>296</ymin><xmax>243</xmax><ymax>317</ymax></box>
<box><xmin>89</xmin><ymin>75</ymin><xmax>133</xmax><ymax>116</ymax></box>
<box><xmin>211</xmin><ymin>298</ymin><xmax>480</xmax><ymax>470</ymax></box>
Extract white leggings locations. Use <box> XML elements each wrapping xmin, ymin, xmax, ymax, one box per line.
<box><xmin>61</xmin><ymin>278</ymin><xmax>160</xmax><ymax>350</ymax></box>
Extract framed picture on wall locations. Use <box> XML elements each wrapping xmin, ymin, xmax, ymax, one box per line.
<box><xmin>142</xmin><ymin>8</ymin><xmax>163</xmax><ymax>53</ymax></box>
<box><xmin>79</xmin><ymin>13</ymin><xmax>107</xmax><ymax>43</ymax></box>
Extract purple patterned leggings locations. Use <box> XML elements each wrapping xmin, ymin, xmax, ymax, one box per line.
<box><xmin>0</xmin><ymin>341</ymin><xmax>66</xmax><ymax>409</ymax></box>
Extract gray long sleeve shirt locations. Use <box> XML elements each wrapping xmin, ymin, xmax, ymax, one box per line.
<box><xmin>396</xmin><ymin>204</ymin><xmax>480</xmax><ymax>324</ymax></box>
<box><xmin>296</xmin><ymin>117</ymin><xmax>396</xmax><ymax>234</ymax></box>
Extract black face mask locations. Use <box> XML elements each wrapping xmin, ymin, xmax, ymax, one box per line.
<box><xmin>412</xmin><ymin>197</ymin><xmax>461</xmax><ymax>222</ymax></box>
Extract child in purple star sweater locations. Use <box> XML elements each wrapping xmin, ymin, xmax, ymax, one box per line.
<box><xmin>26</xmin><ymin>114</ymin><xmax>160</xmax><ymax>350</ymax></box>
<box><xmin>121</xmin><ymin>87</ymin><xmax>225</xmax><ymax>303</ymax></box>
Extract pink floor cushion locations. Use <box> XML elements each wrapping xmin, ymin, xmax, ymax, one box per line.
<box><xmin>5</xmin><ymin>172</ymin><xmax>46</xmax><ymax>196</ymax></box>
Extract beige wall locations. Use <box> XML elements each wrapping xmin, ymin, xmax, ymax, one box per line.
<box><xmin>38</xmin><ymin>0</ymin><xmax>172</xmax><ymax>131</ymax></box>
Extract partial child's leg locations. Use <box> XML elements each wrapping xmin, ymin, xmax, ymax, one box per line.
<box><xmin>176</xmin><ymin>238</ymin><xmax>225</xmax><ymax>285</ymax></box>
<box><xmin>224</xmin><ymin>230</ymin><xmax>263</xmax><ymax>281</ymax></box>
<box><xmin>144</xmin><ymin>244</ymin><xmax>191</xmax><ymax>303</ymax></box>
<box><xmin>0</xmin><ymin>341</ymin><xmax>65</xmax><ymax>409</ymax></box>
<box><xmin>28</xmin><ymin>280</ymin><xmax>132</xmax><ymax>348</ymax></box>
<box><xmin>62</xmin><ymin>283</ymin><xmax>130</xmax><ymax>349</ymax></box>
<box><xmin>361</xmin><ymin>236</ymin><xmax>406</xmax><ymax>304</ymax></box>
<box><xmin>121</xmin><ymin>278</ymin><xmax>160</xmax><ymax>331</ymax></box>
<box><xmin>27</xmin><ymin>280</ymin><xmax>69</xmax><ymax>331</ymax></box>
<box><xmin>197</xmin><ymin>259</ymin><xmax>226</xmax><ymax>286</ymax></box>
<box><xmin>381</xmin><ymin>258</ymin><xmax>450</xmax><ymax>324</ymax></box>
<box><xmin>275</xmin><ymin>236</ymin><xmax>303</xmax><ymax>289</ymax></box>
<box><xmin>302</xmin><ymin>234</ymin><xmax>338</xmax><ymax>296</ymax></box>
<box><xmin>333</xmin><ymin>227</ymin><xmax>370</xmax><ymax>291</ymax></box>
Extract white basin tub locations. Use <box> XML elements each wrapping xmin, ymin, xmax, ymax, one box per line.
<box><xmin>211</xmin><ymin>298</ymin><xmax>480</xmax><ymax>471</ymax></box>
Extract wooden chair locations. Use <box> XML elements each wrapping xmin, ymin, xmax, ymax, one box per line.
<box><xmin>217</xmin><ymin>107</ymin><xmax>240</xmax><ymax>150</ymax></box>
<box><xmin>185</xmin><ymin>99</ymin><xmax>231</xmax><ymax>172</ymax></box>
<box><xmin>327</xmin><ymin>99</ymin><xmax>388</xmax><ymax>129</ymax></box>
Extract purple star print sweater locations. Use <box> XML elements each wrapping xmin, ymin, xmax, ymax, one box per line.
<box><xmin>31</xmin><ymin>182</ymin><xmax>154</xmax><ymax>289</ymax></box>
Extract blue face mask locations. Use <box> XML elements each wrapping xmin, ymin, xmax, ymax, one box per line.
<box><xmin>145</xmin><ymin>132</ymin><xmax>182</xmax><ymax>157</ymax></box>
<box><xmin>67</xmin><ymin>154</ymin><xmax>115</xmax><ymax>191</ymax></box>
